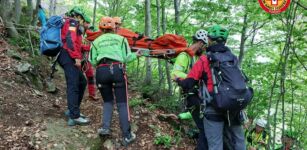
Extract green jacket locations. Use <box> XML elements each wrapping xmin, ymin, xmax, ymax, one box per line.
<box><xmin>89</xmin><ymin>33</ymin><xmax>137</xmax><ymax>66</ymax></box>
<box><xmin>171</xmin><ymin>52</ymin><xmax>197</xmax><ymax>80</ymax></box>
<box><xmin>246</xmin><ymin>129</ymin><xmax>269</xmax><ymax>150</ymax></box>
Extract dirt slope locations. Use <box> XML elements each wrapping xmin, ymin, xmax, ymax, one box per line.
<box><xmin>0</xmin><ymin>39</ymin><xmax>196</xmax><ymax>150</ymax></box>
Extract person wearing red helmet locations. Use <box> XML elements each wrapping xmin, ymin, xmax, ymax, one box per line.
<box><xmin>81</xmin><ymin>18</ymin><xmax>98</xmax><ymax>101</ymax></box>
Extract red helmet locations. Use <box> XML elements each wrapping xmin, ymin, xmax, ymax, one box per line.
<box><xmin>99</xmin><ymin>17</ymin><xmax>115</xmax><ymax>29</ymax></box>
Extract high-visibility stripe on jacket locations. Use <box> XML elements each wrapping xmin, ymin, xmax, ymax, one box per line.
<box><xmin>171</xmin><ymin>52</ymin><xmax>191</xmax><ymax>79</ymax></box>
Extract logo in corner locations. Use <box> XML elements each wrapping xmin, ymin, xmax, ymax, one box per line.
<box><xmin>258</xmin><ymin>0</ymin><xmax>291</xmax><ymax>14</ymax></box>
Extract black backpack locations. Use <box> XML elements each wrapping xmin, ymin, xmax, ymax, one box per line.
<box><xmin>206</xmin><ymin>49</ymin><xmax>253</xmax><ymax>111</ymax></box>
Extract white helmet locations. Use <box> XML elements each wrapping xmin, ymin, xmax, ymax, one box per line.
<box><xmin>194</xmin><ymin>29</ymin><xmax>208</xmax><ymax>45</ymax></box>
<box><xmin>256</xmin><ymin>118</ymin><xmax>267</xmax><ymax>128</ymax></box>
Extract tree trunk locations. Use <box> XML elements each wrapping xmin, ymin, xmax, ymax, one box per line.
<box><xmin>161</xmin><ymin>0</ymin><xmax>166</xmax><ymax>33</ymax></box>
<box><xmin>107</xmin><ymin>0</ymin><xmax>124</xmax><ymax>17</ymax></box>
<box><xmin>31</xmin><ymin>0</ymin><xmax>41</xmax><ymax>26</ymax></box>
<box><xmin>92</xmin><ymin>0</ymin><xmax>97</xmax><ymax>25</ymax></box>
<box><xmin>162</xmin><ymin>1</ymin><xmax>173</xmax><ymax>95</ymax></box>
<box><xmin>27</xmin><ymin>0</ymin><xmax>33</xmax><ymax>22</ymax></box>
<box><xmin>49</xmin><ymin>0</ymin><xmax>53</xmax><ymax>17</ymax></box>
<box><xmin>49</xmin><ymin>0</ymin><xmax>56</xmax><ymax>16</ymax></box>
<box><xmin>174</xmin><ymin>0</ymin><xmax>180</xmax><ymax>34</ymax></box>
<box><xmin>53</xmin><ymin>0</ymin><xmax>57</xmax><ymax>15</ymax></box>
<box><xmin>144</xmin><ymin>0</ymin><xmax>152</xmax><ymax>85</ymax></box>
<box><xmin>238</xmin><ymin>11</ymin><xmax>248</xmax><ymax>67</ymax></box>
<box><xmin>156</xmin><ymin>0</ymin><xmax>163</xmax><ymax>86</ymax></box>
<box><xmin>14</xmin><ymin>0</ymin><xmax>21</xmax><ymax>24</ymax></box>
<box><xmin>0</xmin><ymin>0</ymin><xmax>19</xmax><ymax>38</ymax></box>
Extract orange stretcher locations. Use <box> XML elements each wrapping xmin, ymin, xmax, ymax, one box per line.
<box><xmin>85</xmin><ymin>28</ymin><xmax>194</xmax><ymax>59</ymax></box>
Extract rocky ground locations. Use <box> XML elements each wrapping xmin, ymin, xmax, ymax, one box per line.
<box><xmin>0</xmin><ymin>39</ymin><xmax>196</xmax><ymax>150</ymax></box>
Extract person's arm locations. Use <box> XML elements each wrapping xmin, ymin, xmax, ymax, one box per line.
<box><xmin>89</xmin><ymin>42</ymin><xmax>98</xmax><ymax>67</ymax></box>
<box><xmin>258</xmin><ymin>132</ymin><xmax>269</xmax><ymax>146</ymax></box>
<box><xmin>176</xmin><ymin>58</ymin><xmax>203</xmax><ymax>90</ymax></box>
<box><xmin>64</xmin><ymin>19</ymin><xmax>83</xmax><ymax>59</ymax></box>
<box><xmin>122</xmin><ymin>38</ymin><xmax>137</xmax><ymax>63</ymax></box>
<box><xmin>171</xmin><ymin>52</ymin><xmax>190</xmax><ymax>80</ymax></box>
<box><xmin>81</xmin><ymin>43</ymin><xmax>91</xmax><ymax>52</ymax></box>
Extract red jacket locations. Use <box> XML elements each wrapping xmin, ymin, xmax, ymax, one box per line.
<box><xmin>81</xmin><ymin>44</ymin><xmax>90</xmax><ymax>52</ymax></box>
<box><xmin>177</xmin><ymin>55</ymin><xmax>213</xmax><ymax>93</ymax></box>
<box><xmin>61</xmin><ymin>18</ymin><xmax>82</xmax><ymax>59</ymax></box>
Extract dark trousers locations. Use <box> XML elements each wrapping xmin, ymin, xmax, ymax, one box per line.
<box><xmin>57</xmin><ymin>49</ymin><xmax>87</xmax><ymax>119</ymax></box>
<box><xmin>187</xmin><ymin>94</ymin><xmax>208</xmax><ymax>150</ymax></box>
<box><xmin>96</xmin><ymin>64</ymin><xmax>131</xmax><ymax>138</ymax></box>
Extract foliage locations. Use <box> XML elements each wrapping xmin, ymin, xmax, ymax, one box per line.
<box><xmin>154</xmin><ymin>134</ymin><xmax>172</xmax><ymax>148</ymax></box>
<box><xmin>149</xmin><ymin>124</ymin><xmax>181</xmax><ymax>148</ymax></box>
<box><xmin>3</xmin><ymin>0</ymin><xmax>306</xmax><ymax>148</ymax></box>
<box><xmin>129</xmin><ymin>98</ymin><xmax>144</xmax><ymax>108</ymax></box>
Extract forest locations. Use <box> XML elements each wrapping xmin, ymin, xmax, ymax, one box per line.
<box><xmin>0</xmin><ymin>0</ymin><xmax>306</xmax><ymax>149</ymax></box>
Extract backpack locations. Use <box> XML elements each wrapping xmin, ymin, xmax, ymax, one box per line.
<box><xmin>207</xmin><ymin>49</ymin><xmax>253</xmax><ymax>111</ymax></box>
<box><xmin>40</xmin><ymin>16</ymin><xmax>64</xmax><ymax>56</ymax></box>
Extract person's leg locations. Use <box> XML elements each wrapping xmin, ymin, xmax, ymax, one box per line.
<box><xmin>96</xmin><ymin>66</ymin><xmax>114</xmax><ymax>130</ymax></box>
<box><xmin>225</xmin><ymin>124</ymin><xmax>246</xmax><ymax>150</ymax></box>
<box><xmin>113</xmin><ymin>66</ymin><xmax>131</xmax><ymax>138</ymax></box>
<box><xmin>57</xmin><ymin>50</ymin><xmax>81</xmax><ymax>119</ymax></box>
<box><xmin>85</xmin><ymin>63</ymin><xmax>96</xmax><ymax>97</ymax></box>
<box><xmin>78</xmin><ymin>70</ymin><xmax>87</xmax><ymax>107</ymax></box>
<box><xmin>188</xmin><ymin>95</ymin><xmax>208</xmax><ymax>150</ymax></box>
<box><xmin>203</xmin><ymin>106</ymin><xmax>224</xmax><ymax>150</ymax></box>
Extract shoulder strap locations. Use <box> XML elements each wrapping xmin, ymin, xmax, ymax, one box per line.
<box><xmin>199</xmin><ymin>57</ymin><xmax>212</xmax><ymax>104</ymax></box>
<box><xmin>189</xmin><ymin>57</ymin><xmax>194</xmax><ymax>70</ymax></box>
<box><xmin>262</xmin><ymin>130</ymin><xmax>267</xmax><ymax>140</ymax></box>
<box><xmin>121</xmin><ymin>37</ymin><xmax>128</xmax><ymax>56</ymax></box>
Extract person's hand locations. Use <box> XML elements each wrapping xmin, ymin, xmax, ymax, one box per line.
<box><xmin>172</xmin><ymin>75</ymin><xmax>178</xmax><ymax>81</ymax></box>
<box><xmin>173</xmin><ymin>76</ymin><xmax>182</xmax><ymax>83</ymax></box>
<box><xmin>75</xmin><ymin>59</ymin><xmax>82</xmax><ymax>69</ymax></box>
<box><xmin>248</xmin><ymin>147</ymin><xmax>256</xmax><ymax>150</ymax></box>
<box><xmin>136</xmin><ymin>49</ymin><xmax>142</xmax><ymax>57</ymax></box>
<box><xmin>258</xmin><ymin>140</ymin><xmax>266</xmax><ymax>145</ymax></box>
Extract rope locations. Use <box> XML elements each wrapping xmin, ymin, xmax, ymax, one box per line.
<box><xmin>4</xmin><ymin>26</ymin><xmax>38</xmax><ymax>30</ymax></box>
<box><xmin>2</xmin><ymin>21</ymin><xmax>39</xmax><ymax>31</ymax></box>
<box><xmin>6</xmin><ymin>21</ymin><xmax>38</xmax><ymax>28</ymax></box>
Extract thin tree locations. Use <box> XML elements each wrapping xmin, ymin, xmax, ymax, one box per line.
<box><xmin>174</xmin><ymin>0</ymin><xmax>180</xmax><ymax>34</ymax></box>
<box><xmin>238</xmin><ymin>10</ymin><xmax>248</xmax><ymax>67</ymax></box>
<box><xmin>27</xmin><ymin>0</ymin><xmax>33</xmax><ymax>23</ymax></box>
<box><xmin>156</xmin><ymin>0</ymin><xmax>164</xmax><ymax>87</ymax></box>
<box><xmin>49</xmin><ymin>0</ymin><xmax>56</xmax><ymax>17</ymax></box>
<box><xmin>162</xmin><ymin>0</ymin><xmax>173</xmax><ymax>95</ymax></box>
<box><xmin>92</xmin><ymin>0</ymin><xmax>97</xmax><ymax>25</ymax></box>
<box><xmin>31</xmin><ymin>0</ymin><xmax>41</xmax><ymax>26</ymax></box>
<box><xmin>144</xmin><ymin>0</ymin><xmax>152</xmax><ymax>85</ymax></box>
<box><xmin>14</xmin><ymin>0</ymin><xmax>21</xmax><ymax>24</ymax></box>
<box><xmin>0</xmin><ymin>0</ymin><xmax>18</xmax><ymax>38</ymax></box>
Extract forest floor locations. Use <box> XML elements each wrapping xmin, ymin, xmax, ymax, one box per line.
<box><xmin>0</xmin><ymin>39</ymin><xmax>196</xmax><ymax>149</ymax></box>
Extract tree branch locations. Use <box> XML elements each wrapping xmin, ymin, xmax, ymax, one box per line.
<box><xmin>294</xmin><ymin>0</ymin><xmax>307</xmax><ymax>10</ymax></box>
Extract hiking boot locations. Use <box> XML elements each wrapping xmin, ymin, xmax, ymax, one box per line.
<box><xmin>88</xmin><ymin>95</ymin><xmax>99</xmax><ymax>101</ymax></box>
<box><xmin>67</xmin><ymin>117</ymin><xmax>90</xmax><ymax>126</ymax></box>
<box><xmin>178</xmin><ymin>112</ymin><xmax>193</xmax><ymax>120</ymax></box>
<box><xmin>122</xmin><ymin>132</ymin><xmax>136</xmax><ymax>146</ymax></box>
<box><xmin>97</xmin><ymin>128</ymin><xmax>111</xmax><ymax>136</ymax></box>
<box><xmin>64</xmin><ymin>110</ymin><xmax>87</xmax><ymax>118</ymax></box>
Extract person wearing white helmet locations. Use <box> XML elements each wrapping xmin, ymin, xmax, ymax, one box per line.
<box><xmin>172</xmin><ymin>29</ymin><xmax>209</xmax><ymax>150</ymax></box>
<box><xmin>246</xmin><ymin>118</ymin><xmax>269</xmax><ymax>150</ymax></box>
